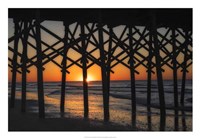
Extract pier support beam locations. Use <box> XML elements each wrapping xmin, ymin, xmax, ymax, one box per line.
<box><xmin>60</xmin><ymin>21</ymin><xmax>69</xmax><ymax>114</ymax></box>
<box><xmin>10</xmin><ymin>19</ymin><xmax>20</xmax><ymax>108</ymax></box>
<box><xmin>172</xmin><ymin>28</ymin><xmax>179</xmax><ymax>131</ymax></box>
<box><xmin>81</xmin><ymin>23</ymin><xmax>89</xmax><ymax>119</ymax></box>
<box><xmin>35</xmin><ymin>10</ymin><xmax>45</xmax><ymax>118</ymax></box>
<box><xmin>180</xmin><ymin>29</ymin><xmax>189</xmax><ymax>131</ymax></box>
<box><xmin>147</xmin><ymin>30</ymin><xmax>153</xmax><ymax>131</ymax></box>
<box><xmin>21</xmin><ymin>20</ymin><xmax>29</xmax><ymax>112</ymax></box>
<box><xmin>106</xmin><ymin>27</ymin><xmax>113</xmax><ymax>105</ymax></box>
<box><xmin>128</xmin><ymin>26</ymin><xmax>136</xmax><ymax>129</ymax></box>
<box><xmin>98</xmin><ymin>12</ymin><xmax>110</xmax><ymax>122</ymax></box>
<box><xmin>151</xmin><ymin>12</ymin><xmax>166</xmax><ymax>131</ymax></box>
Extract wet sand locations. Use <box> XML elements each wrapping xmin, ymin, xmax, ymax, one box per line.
<box><xmin>9</xmin><ymin>99</ymin><xmax>135</xmax><ymax>131</ymax></box>
<box><xmin>8</xmin><ymin>91</ymin><xmax>192</xmax><ymax>131</ymax></box>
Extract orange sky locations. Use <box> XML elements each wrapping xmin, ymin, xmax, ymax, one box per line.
<box><xmin>8</xmin><ymin>20</ymin><xmax>192</xmax><ymax>82</ymax></box>
<box><xmin>8</xmin><ymin>61</ymin><xmax>192</xmax><ymax>82</ymax></box>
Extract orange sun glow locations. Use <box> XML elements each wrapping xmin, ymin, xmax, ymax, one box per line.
<box><xmin>78</xmin><ymin>74</ymin><xmax>94</xmax><ymax>82</ymax></box>
<box><xmin>86</xmin><ymin>75</ymin><xmax>94</xmax><ymax>82</ymax></box>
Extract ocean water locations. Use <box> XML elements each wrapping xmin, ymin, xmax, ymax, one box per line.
<box><xmin>8</xmin><ymin>80</ymin><xmax>192</xmax><ymax>130</ymax></box>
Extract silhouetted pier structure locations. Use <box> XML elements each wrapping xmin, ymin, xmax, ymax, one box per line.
<box><xmin>8</xmin><ymin>9</ymin><xmax>192</xmax><ymax>131</ymax></box>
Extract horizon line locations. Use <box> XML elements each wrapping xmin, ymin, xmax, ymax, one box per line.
<box><xmin>8</xmin><ymin>79</ymin><xmax>192</xmax><ymax>83</ymax></box>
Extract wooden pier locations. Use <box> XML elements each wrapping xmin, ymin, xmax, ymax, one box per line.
<box><xmin>8</xmin><ymin>9</ymin><xmax>192</xmax><ymax>131</ymax></box>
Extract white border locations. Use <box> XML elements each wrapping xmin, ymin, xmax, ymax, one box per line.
<box><xmin>1</xmin><ymin>0</ymin><xmax>200</xmax><ymax>139</ymax></box>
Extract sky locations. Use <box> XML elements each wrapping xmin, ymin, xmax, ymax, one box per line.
<box><xmin>8</xmin><ymin>19</ymin><xmax>192</xmax><ymax>82</ymax></box>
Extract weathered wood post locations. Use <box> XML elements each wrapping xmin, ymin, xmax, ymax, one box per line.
<box><xmin>106</xmin><ymin>27</ymin><xmax>113</xmax><ymax>100</ymax></box>
<box><xmin>171</xmin><ymin>28</ymin><xmax>179</xmax><ymax>130</ymax></box>
<box><xmin>80</xmin><ymin>23</ymin><xmax>89</xmax><ymax>119</ymax></box>
<box><xmin>151</xmin><ymin>11</ymin><xmax>166</xmax><ymax>131</ymax></box>
<box><xmin>128</xmin><ymin>26</ymin><xmax>136</xmax><ymax>129</ymax></box>
<box><xmin>98</xmin><ymin>11</ymin><xmax>110</xmax><ymax>122</ymax></box>
<box><xmin>10</xmin><ymin>19</ymin><xmax>20</xmax><ymax>108</ymax></box>
<box><xmin>147</xmin><ymin>28</ymin><xmax>153</xmax><ymax>131</ymax></box>
<box><xmin>35</xmin><ymin>10</ymin><xmax>45</xmax><ymax>118</ymax></box>
<box><xmin>60</xmin><ymin>21</ymin><xmax>69</xmax><ymax>114</ymax></box>
<box><xmin>21</xmin><ymin>20</ymin><xmax>29</xmax><ymax>112</ymax></box>
<box><xmin>180</xmin><ymin>29</ymin><xmax>189</xmax><ymax>131</ymax></box>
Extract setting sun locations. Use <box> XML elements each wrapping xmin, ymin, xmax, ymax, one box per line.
<box><xmin>86</xmin><ymin>75</ymin><xmax>94</xmax><ymax>82</ymax></box>
<box><xmin>78</xmin><ymin>74</ymin><xmax>94</xmax><ymax>82</ymax></box>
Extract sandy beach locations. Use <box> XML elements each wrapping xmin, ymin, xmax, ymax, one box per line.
<box><xmin>8</xmin><ymin>80</ymin><xmax>192</xmax><ymax>131</ymax></box>
<box><xmin>9</xmin><ymin>98</ymin><xmax>136</xmax><ymax>131</ymax></box>
<box><xmin>8</xmin><ymin>95</ymin><xmax>192</xmax><ymax>131</ymax></box>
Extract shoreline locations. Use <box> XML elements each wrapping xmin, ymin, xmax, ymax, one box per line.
<box><xmin>9</xmin><ymin>99</ymin><xmax>136</xmax><ymax>131</ymax></box>
<box><xmin>9</xmin><ymin>97</ymin><xmax>192</xmax><ymax>131</ymax></box>
<box><xmin>8</xmin><ymin>89</ymin><xmax>192</xmax><ymax>131</ymax></box>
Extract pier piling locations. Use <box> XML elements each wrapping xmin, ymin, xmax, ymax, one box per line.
<box><xmin>8</xmin><ymin>9</ymin><xmax>192</xmax><ymax>130</ymax></box>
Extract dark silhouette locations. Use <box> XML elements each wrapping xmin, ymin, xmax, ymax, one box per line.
<box><xmin>60</xmin><ymin>21</ymin><xmax>69</xmax><ymax>114</ymax></box>
<box><xmin>172</xmin><ymin>28</ymin><xmax>179</xmax><ymax>131</ymax></box>
<box><xmin>80</xmin><ymin>23</ymin><xmax>89</xmax><ymax>119</ymax></box>
<box><xmin>128</xmin><ymin>26</ymin><xmax>136</xmax><ymax>129</ymax></box>
<box><xmin>180</xmin><ymin>29</ymin><xmax>191</xmax><ymax>131</ymax></box>
<box><xmin>98</xmin><ymin>11</ymin><xmax>110</xmax><ymax>122</ymax></box>
<box><xmin>10</xmin><ymin>19</ymin><xmax>20</xmax><ymax>108</ymax></box>
<box><xmin>21</xmin><ymin>20</ymin><xmax>30</xmax><ymax>112</ymax></box>
<box><xmin>35</xmin><ymin>10</ymin><xmax>45</xmax><ymax>118</ymax></box>
<box><xmin>8</xmin><ymin>9</ymin><xmax>192</xmax><ymax>131</ymax></box>
<box><xmin>151</xmin><ymin>11</ymin><xmax>166</xmax><ymax>131</ymax></box>
<box><xmin>147</xmin><ymin>30</ymin><xmax>153</xmax><ymax>131</ymax></box>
